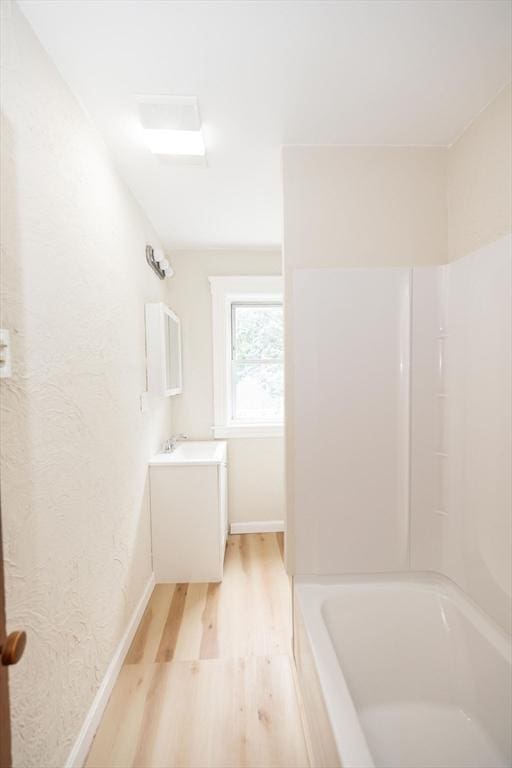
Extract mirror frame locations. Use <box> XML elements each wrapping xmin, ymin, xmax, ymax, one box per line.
<box><xmin>145</xmin><ymin>302</ymin><xmax>183</xmax><ymax>397</ymax></box>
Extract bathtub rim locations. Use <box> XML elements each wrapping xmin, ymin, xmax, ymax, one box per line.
<box><xmin>293</xmin><ymin>570</ymin><xmax>511</xmax><ymax>768</ymax></box>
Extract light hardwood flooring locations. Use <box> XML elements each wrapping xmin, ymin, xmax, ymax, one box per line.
<box><xmin>86</xmin><ymin>533</ymin><xmax>310</xmax><ymax>768</ymax></box>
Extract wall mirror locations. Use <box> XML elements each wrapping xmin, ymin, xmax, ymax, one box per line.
<box><xmin>145</xmin><ymin>302</ymin><xmax>183</xmax><ymax>396</ymax></box>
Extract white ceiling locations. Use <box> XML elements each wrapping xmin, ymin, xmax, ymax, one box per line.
<box><xmin>19</xmin><ymin>0</ymin><xmax>512</xmax><ymax>250</ymax></box>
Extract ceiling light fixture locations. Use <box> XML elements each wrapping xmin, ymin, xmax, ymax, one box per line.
<box><xmin>137</xmin><ymin>95</ymin><xmax>206</xmax><ymax>162</ymax></box>
<box><xmin>144</xmin><ymin>128</ymin><xmax>205</xmax><ymax>157</ymax></box>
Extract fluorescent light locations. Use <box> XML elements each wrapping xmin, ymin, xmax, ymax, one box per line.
<box><xmin>144</xmin><ymin>128</ymin><xmax>205</xmax><ymax>156</ymax></box>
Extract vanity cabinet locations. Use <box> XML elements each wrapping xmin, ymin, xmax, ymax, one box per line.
<box><xmin>149</xmin><ymin>441</ymin><xmax>228</xmax><ymax>583</ymax></box>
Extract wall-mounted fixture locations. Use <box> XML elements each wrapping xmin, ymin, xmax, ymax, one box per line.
<box><xmin>145</xmin><ymin>302</ymin><xmax>182</xmax><ymax>397</ymax></box>
<box><xmin>137</xmin><ymin>95</ymin><xmax>206</xmax><ymax>165</ymax></box>
<box><xmin>146</xmin><ymin>245</ymin><xmax>173</xmax><ymax>280</ymax></box>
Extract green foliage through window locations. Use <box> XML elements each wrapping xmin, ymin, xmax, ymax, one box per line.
<box><xmin>231</xmin><ymin>303</ymin><xmax>284</xmax><ymax>422</ymax></box>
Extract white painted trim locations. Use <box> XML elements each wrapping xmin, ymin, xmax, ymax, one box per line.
<box><xmin>209</xmin><ymin>275</ymin><xmax>283</xmax><ymax>293</ymax></box>
<box><xmin>213</xmin><ymin>424</ymin><xmax>284</xmax><ymax>438</ymax></box>
<box><xmin>230</xmin><ymin>520</ymin><xmax>285</xmax><ymax>534</ymax></box>
<box><xmin>65</xmin><ymin>574</ymin><xmax>155</xmax><ymax>768</ymax></box>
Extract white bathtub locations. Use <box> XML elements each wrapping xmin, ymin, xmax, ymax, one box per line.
<box><xmin>293</xmin><ymin>574</ymin><xmax>512</xmax><ymax>768</ymax></box>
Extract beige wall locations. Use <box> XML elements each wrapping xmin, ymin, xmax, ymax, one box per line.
<box><xmin>447</xmin><ymin>84</ymin><xmax>512</xmax><ymax>261</ymax></box>
<box><xmin>167</xmin><ymin>250</ymin><xmax>284</xmax><ymax>524</ymax></box>
<box><xmin>281</xmin><ymin>85</ymin><xmax>512</xmax><ymax>270</ymax></box>
<box><xmin>282</xmin><ymin>146</ymin><xmax>448</xmax><ymax>269</ymax></box>
<box><xmin>0</xmin><ymin>6</ymin><xmax>172</xmax><ymax>766</ymax></box>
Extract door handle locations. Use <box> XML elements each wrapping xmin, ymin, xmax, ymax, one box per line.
<box><xmin>1</xmin><ymin>631</ymin><xmax>27</xmax><ymax>666</ymax></box>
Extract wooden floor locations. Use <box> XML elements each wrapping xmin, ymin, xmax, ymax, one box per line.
<box><xmin>86</xmin><ymin>533</ymin><xmax>309</xmax><ymax>768</ymax></box>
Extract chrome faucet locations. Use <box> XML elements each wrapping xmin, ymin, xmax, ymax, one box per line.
<box><xmin>163</xmin><ymin>433</ymin><xmax>188</xmax><ymax>453</ymax></box>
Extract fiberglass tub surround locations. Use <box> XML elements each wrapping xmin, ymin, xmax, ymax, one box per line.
<box><xmin>291</xmin><ymin>235</ymin><xmax>512</xmax><ymax>768</ymax></box>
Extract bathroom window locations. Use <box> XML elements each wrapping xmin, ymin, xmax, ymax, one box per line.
<box><xmin>231</xmin><ymin>303</ymin><xmax>284</xmax><ymax>423</ymax></box>
<box><xmin>209</xmin><ymin>276</ymin><xmax>284</xmax><ymax>437</ymax></box>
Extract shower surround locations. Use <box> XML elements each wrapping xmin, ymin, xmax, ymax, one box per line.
<box><xmin>289</xmin><ymin>235</ymin><xmax>511</xmax><ymax>767</ymax></box>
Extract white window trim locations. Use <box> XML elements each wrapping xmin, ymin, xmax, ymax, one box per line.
<box><xmin>209</xmin><ymin>276</ymin><xmax>284</xmax><ymax>439</ymax></box>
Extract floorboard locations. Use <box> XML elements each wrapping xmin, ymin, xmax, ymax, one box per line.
<box><xmin>86</xmin><ymin>533</ymin><xmax>308</xmax><ymax>768</ymax></box>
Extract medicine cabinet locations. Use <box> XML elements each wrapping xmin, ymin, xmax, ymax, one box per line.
<box><xmin>145</xmin><ymin>302</ymin><xmax>183</xmax><ymax>397</ymax></box>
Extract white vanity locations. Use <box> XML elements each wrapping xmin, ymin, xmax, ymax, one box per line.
<box><xmin>149</xmin><ymin>441</ymin><xmax>228</xmax><ymax>583</ymax></box>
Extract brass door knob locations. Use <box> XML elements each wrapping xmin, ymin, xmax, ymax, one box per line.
<box><xmin>1</xmin><ymin>631</ymin><xmax>27</xmax><ymax>666</ymax></box>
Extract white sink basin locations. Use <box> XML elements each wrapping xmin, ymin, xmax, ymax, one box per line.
<box><xmin>149</xmin><ymin>440</ymin><xmax>227</xmax><ymax>466</ymax></box>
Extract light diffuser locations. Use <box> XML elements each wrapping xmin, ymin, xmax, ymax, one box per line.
<box><xmin>144</xmin><ymin>128</ymin><xmax>205</xmax><ymax>157</ymax></box>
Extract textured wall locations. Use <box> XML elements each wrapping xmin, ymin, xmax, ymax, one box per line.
<box><xmin>168</xmin><ymin>250</ymin><xmax>284</xmax><ymax>524</ymax></box>
<box><xmin>448</xmin><ymin>85</ymin><xmax>512</xmax><ymax>261</ymax></box>
<box><xmin>0</xmin><ymin>5</ymin><xmax>171</xmax><ymax>766</ymax></box>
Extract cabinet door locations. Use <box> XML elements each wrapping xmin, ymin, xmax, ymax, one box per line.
<box><xmin>151</xmin><ymin>465</ymin><xmax>221</xmax><ymax>582</ymax></box>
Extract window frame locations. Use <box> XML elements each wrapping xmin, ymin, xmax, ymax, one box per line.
<box><xmin>209</xmin><ymin>276</ymin><xmax>284</xmax><ymax>438</ymax></box>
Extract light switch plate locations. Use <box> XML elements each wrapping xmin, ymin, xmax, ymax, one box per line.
<box><xmin>0</xmin><ymin>329</ymin><xmax>12</xmax><ymax>378</ymax></box>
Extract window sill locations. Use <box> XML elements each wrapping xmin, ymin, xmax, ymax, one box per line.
<box><xmin>212</xmin><ymin>424</ymin><xmax>284</xmax><ymax>439</ymax></box>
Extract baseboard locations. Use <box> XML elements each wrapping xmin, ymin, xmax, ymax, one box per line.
<box><xmin>65</xmin><ymin>573</ymin><xmax>155</xmax><ymax>768</ymax></box>
<box><xmin>230</xmin><ymin>520</ymin><xmax>285</xmax><ymax>534</ymax></box>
